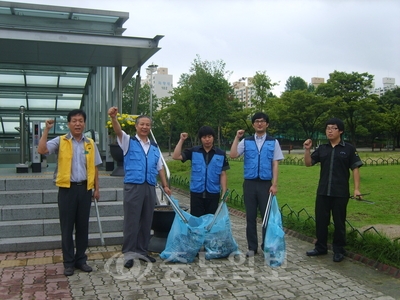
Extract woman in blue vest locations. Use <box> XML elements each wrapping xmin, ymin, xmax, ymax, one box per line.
<box><xmin>230</xmin><ymin>112</ymin><xmax>284</xmax><ymax>258</ymax></box>
<box><xmin>172</xmin><ymin>126</ymin><xmax>229</xmax><ymax>217</ymax></box>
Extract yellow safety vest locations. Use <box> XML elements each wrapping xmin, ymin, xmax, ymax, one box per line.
<box><xmin>56</xmin><ymin>135</ymin><xmax>96</xmax><ymax>190</ymax></box>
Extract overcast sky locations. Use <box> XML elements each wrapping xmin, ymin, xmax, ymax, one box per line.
<box><xmin>9</xmin><ymin>0</ymin><xmax>400</xmax><ymax>95</ymax></box>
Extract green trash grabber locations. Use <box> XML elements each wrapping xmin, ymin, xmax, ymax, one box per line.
<box><xmin>206</xmin><ymin>189</ymin><xmax>230</xmax><ymax>231</ymax></box>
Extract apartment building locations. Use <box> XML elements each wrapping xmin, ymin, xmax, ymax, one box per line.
<box><xmin>370</xmin><ymin>77</ymin><xmax>397</xmax><ymax>97</ymax></box>
<box><xmin>232</xmin><ymin>77</ymin><xmax>255</xmax><ymax>108</ymax></box>
<box><xmin>143</xmin><ymin>67</ymin><xmax>173</xmax><ymax>100</ymax></box>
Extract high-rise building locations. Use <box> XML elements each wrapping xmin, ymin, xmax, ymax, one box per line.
<box><xmin>143</xmin><ymin>67</ymin><xmax>173</xmax><ymax>100</ymax></box>
<box><xmin>311</xmin><ymin>77</ymin><xmax>325</xmax><ymax>88</ymax></box>
<box><xmin>232</xmin><ymin>77</ymin><xmax>255</xmax><ymax>108</ymax></box>
<box><xmin>370</xmin><ymin>77</ymin><xmax>397</xmax><ymax>97</ymax></box>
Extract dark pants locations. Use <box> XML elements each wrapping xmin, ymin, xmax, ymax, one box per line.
<box><xmin>190</xmin><ymin>192</ymin><xmax>220</xmax><ymax>217</ymax></box>
<box><xmin>243</xmin><ymin>179</ymin><xmax>272</xmax><ymax>252</ymax></box>
<box><xmin>315</xmin><ymin>195</ymin><xmax>349</xmax><ymax>254</ymax></box>
<box><xmin>122</xmin><ymin>183</ymin><xmax>156</xmax><ymax>261</ymax></box>
<box><xmin>58</xmin><ymin>184</ymin><xmax>92</xmax><ymax>268</ymax></box>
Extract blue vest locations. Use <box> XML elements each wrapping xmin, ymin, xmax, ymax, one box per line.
<box><xmin>123</xmin><ymin>137</ymin><xmax>160</xmax><ymax>185</ymax></box>
<box><xmin>244</xmin><ymin>136</ymin><xmax>275</xmax><ymax>180</ymax></box>
<box><xmin>190</xmin><ymin>147</ymin><xmax>225</xmax><ymax>194</ymax></box>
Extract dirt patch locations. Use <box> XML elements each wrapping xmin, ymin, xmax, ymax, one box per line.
<box><xmin>359</xmin><ymin>224</ymin><xmax>400</xmax><ymax>239</ymax></box>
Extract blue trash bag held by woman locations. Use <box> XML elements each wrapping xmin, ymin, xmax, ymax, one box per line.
<box><xmin>160</xmin><ymin>198</ymin><xmax>212</xmax><ymax>263</ymax></box>
<box><xmin>263</xmin><ymin>195</ymin><xmax>286</xmax><ymax>267</ymax></box>
<box><xmin>204</xmin><ymin>202</ymin><xmax>240</xmax><ymax>260</ymax></box>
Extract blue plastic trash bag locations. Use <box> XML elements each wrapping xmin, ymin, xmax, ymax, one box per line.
<box><xmin>160</xmin><ymin>198</ymin><xmax>212</xmax><ymax>263</ymax></box>
<box><xmin>204</xmin><ymin>202</ymin><xmax>240</xmax><ymax>260</ymax></box>
<box><xmin>263</xmin><ymin>195</ymin><xmax>286</xmax><ymax>267</ymax></box>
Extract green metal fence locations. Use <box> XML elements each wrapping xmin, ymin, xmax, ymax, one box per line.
<box><xmin>228</xmin><ymin>156</ymin><xmax>400</xmax><ymax>166</ymax></box>
<box><xmin>169</xmin><ymin>174</ymin><xmax>399</xmax><ymax>243</ymax></box>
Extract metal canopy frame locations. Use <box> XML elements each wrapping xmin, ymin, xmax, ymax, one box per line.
<box><xmin>0</xmin><ymin>1</ymin><xmax>163</xmax><ymax>150</ymax></box>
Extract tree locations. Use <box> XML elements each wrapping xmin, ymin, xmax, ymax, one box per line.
<box><xmin>278</xmin><ymin>90</ymin><xmax>334</xmax><ymax>139</ymax></box>
<box><xmin>122</xmin><ymin>77</ymin><xmax>157</xmax><ymax>116</ymax></box>
<box><xmin>284</xmin><ymin>76</ymin><xmax>308</xmax><ymax>92</ymax></box>
<box><xmin>170</xmin><ymin>56</ymin><xmax>234</xmax><ymax>147</ymax></box>
<box><xmin>316</xmin><ymin>71</ymin><xmax>378</xmax><ymax>146</ymax></box>
<box><xmin>250</xmin><ymin>71</ymin><xmax>279</xmax><ymax>111</ymax></box>
<box><xmin>377</xmin><ymin>87</ymin><xmax>400</xmax><ymax>148</ymax></box>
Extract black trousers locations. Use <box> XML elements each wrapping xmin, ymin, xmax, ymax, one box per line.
<box><xmin>243</xmin><ymin>179</ymin><xmax>272</xmax><ymax>252</ymax></box>
<box><xmin>314</xmin><ymin>195</ymin><xmax>349</xmax><ymax>254</ymax></box>
<box><xmin>58</xmin><ymin>185</ymin><xmax>92</xmax><ymax>268</ymax></box>
<box><xmin>190</xmin><ymin>192</ymin><xmax>220</xmax><ymax>217</ymax></box>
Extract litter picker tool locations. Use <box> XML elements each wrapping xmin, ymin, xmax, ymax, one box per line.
<box><xmin>206</xmin><ymin>189</ymin><xmax>230</xmax><ymax>231</ymax></box>
<box><xmin>93</xmin><ymin>200</ymin><xmax>105</xmax><ymax>246</ymax></box>
<box><xmin>159</xmin><ymin>186</ymin><xmax>189</xmax><ymax>224</ymax></box>
<box><xmin>350</xmin><ymin>193</ymin><xmax>374</xmax><ymax>204</ymax></box>
<box><xmin>262</xmin><ymin>193</ymin><xmax>273</xmax><ymax>229</ymax></box>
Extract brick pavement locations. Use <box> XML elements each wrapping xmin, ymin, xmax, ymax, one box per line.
<box><xmin>0</xmin><ymin>189</ymin><xmax>399</xmax><ymax>300</ymax></box>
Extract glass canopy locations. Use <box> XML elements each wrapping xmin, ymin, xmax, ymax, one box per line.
<box><xmin>0</xmin><ymin>1</ymin><xmax>162</xmax><ymax>140</ymax></box>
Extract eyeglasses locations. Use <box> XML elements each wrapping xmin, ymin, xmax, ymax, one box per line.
<box><xmin>254</xmin><ymin>120</ymin><xmax>266</xmax><ymax>124</ymax></box>
<box><xmin>326</xmin><ymin>126</ymin><xmax>339</xmax><ymax>131</ymax></box>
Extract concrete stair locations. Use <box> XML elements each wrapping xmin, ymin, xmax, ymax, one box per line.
<box><xmin>0</xmin><ymin>173</ymin><xmax>125</xmax><ymax>252</ymax></box>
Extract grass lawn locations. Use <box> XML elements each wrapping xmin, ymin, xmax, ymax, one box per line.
<box><xmin>167</xmin><ymin>151</ymin><xmax>400</xmax><ymax>229</ymax></box>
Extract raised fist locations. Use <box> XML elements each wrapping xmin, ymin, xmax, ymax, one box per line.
<box><xmin>180</xmin><ymin>132</ymin><xmax>188</xmax><ymax>140</ymax></box>
<box><xmin>108</xmin><ymin>107</ymin><xmax>118</xmax><ymax>118</ymax></box>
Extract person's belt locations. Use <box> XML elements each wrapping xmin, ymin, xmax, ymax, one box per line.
<box><xmin>70</xmin><ymin>181</ymin><xmax>87</xmax><ymax>186</ymax></box>
<box><xmin>246</xmin><ymin>178</ymin><xmax>271</xmax><ymax>182</ymax></box>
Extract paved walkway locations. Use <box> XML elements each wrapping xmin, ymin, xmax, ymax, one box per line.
<box><xmin>1</xmin><ymin>189</ymin><xmax>400</xmax><ymax>299</ymax></box>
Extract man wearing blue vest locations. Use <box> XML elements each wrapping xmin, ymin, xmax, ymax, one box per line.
<box><xmin>38</xmin><ymin>109</ymin><xmax>102</xmax><ymax>276</ymax></box>
<box><xmin>230</xmin><ymin>112</ymin><xmax>284</xmax><ymax>257</ymax></box>
<box><xmin>108</xmin><ymin>107</ymin><xmax>171</xmax><ymax>269</ymax></box>
<box><xmin>172</xmin><ymin>126</ymin><xmax>229</xmax><ymax>217</ymax></box>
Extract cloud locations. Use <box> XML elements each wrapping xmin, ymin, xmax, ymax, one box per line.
<box><xmin>9</xmin><ymin>0</ymin><xmax>400</xmax><ymax>95</ymax></box>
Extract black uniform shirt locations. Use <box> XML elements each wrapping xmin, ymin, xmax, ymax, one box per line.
<box><xmin>311</xmin><ymin>140</ymin><xmax>363</xmax><ymax>198</ymax></box>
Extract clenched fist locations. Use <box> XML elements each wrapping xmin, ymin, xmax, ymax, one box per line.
<box><xmin>236</xmin><ymin>130</ymin><xmax>245</xmax><ymax>139</ymax></box>
<box><xmin>45</xmin><ymin>119</ymin><xmax>55</xmax><ymax>130</ymax></box>
<box><xmin>303</xmin><ymin>139</ymin><xmax>312</xmax><ymax>150</ymax></box>
<box><xmin>108</xmin><ymin>107</ymin><xmax>118</xmax><ymax>118</ymax></box>
<box><xmin>180</xmin><ymin>133</ymin><xmax>188</xmax><ymax>140</ymax></box>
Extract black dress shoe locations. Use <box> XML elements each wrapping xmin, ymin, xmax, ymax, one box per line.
<box><xmin>139</xmin><ymin>255</ymin><xmax>156</xmax><ymax>263</ymax></box>
<box><xmin>306</xmin><ymin>249</ymin><xmax>328</xmax><ymax>256</ymax></box>
<box><xmin>246</xmin><ymin>250</ymin><xmax>257</xmax><ymax>257</ymax></box>
<box><xmin>333</xmin><ymin>253</ymin><xmax>344</xmax><ymax>262</ymax></box>
<box><xmin>76</xmin><ymin>264</ymin><xmax>92</xmax><ymax>272</ymax></box>
<box><xmin>124</xmin><ymin>259</ymin><xmax>134</xmax><ymax>269</ymax></box>
<box><xmin>64</xmin><ymin>267</ymin><xmax>74</xmax><ymax>276</ymax></box>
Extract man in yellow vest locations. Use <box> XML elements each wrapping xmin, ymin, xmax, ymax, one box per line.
<box><xmin>38</xmin><ymin>109</ymin><xmax>102</xmax><ymax>276</ymax></box>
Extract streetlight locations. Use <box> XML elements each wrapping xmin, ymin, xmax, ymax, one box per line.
<box><xmin>146</xmin><ymin>63</ymin><xmax>158</xmax><ymax>119</ymax></box>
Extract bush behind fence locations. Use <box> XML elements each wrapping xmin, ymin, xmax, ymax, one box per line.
<box><xmin>227</xmin><ymin>156</ymin><xmax>400</xmax><ymax>166</ymax></box>
<box><xmin>169</xmin><ymin>174</ymin><xmax>400</xmax><ymax>244</ymax></box>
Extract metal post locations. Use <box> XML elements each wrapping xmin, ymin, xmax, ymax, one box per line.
<box><xmin>16</xmin><ymin>105</ymin><xmax>29</xmax><ymax>173</ymax></box>
<box><xmin>146</xmin><ymin>63</ymin><xmax>158</xmax><ymax>119</ymax></box>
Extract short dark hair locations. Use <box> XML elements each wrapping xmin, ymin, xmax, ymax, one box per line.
<box><xmin>325</xmin><ymin>117</ymin><xmax>344</xmax><ymax>132</ymax></box>
<box><xmin>198</xmin><ymin>126</ymin><xmax>215</xmax><ymax>139</ymax></box>
<box><xmin>67</xmin><ymin>109</ymin><xmax>86</xmax><ymax>122</ymax></box>
<box><xmin>251</xmin><ymin>112</ymin><xmax>269</xmax><ymax>124</ymax></box>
